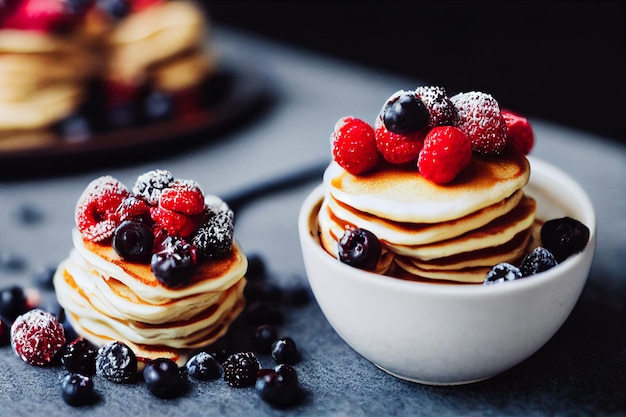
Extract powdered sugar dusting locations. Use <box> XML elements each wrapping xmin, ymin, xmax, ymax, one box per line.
<box><xmin>132</xmin><ymin>169</ymin><xmax>175</xmax><ymax>204</ymax></box>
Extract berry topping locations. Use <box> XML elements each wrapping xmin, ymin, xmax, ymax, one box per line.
<box><xmin>132</xmin><ymin>169</ymin><xmax>174</xmax><ymax>205</ymax></box>
<box><xmin>95</xmin><ymin>340</ymin><xmax>137</xmax><ymax>383</ymax></box>
<box><xmin>271</xmin><ymin>337</ymin><xmax>300</xmax><ymax>365</ymax></box>
<box><xmin>192</xmin><ymin>209</ymin><xmax>234</xmax><ymax>261</ymax></box>
<box><xmin>143</xmin><ymin>358</ymin><xmax>187</xmax><ymax>399</ymax></box>
<box><xmin>116</xmin><ymin>195</ymin><xmax>152</xmax><ymax>225</ymax></box>
<box><xmin>483</xmin><ymin>262</ymin><xmax>523</xmax><ymax>285</ymax></box>
<box><xmin>251</xmin><ymin>324</ymin><xmax>279</xmax><ymax>355</ymax></box>
<box><xmin>374</xmin><ymin>115</ymin><xmax>425</xmax><ymax>164</ymax></box>
<box><xmin>502</xmin><ymin>109</ymin><xmax>535</xmax><ymax>155</ymax></box>
<box><xmin>185</xmin><ymin>351</ymin><xmax>222</xmax><ymax>381</ymax></box>
<box><xmin>150</xmin><ymin>205</ymin><xmax>190</xmax><ymax>237</ymax></box>
<box><xmin>451</xmin><ymin>91</ymin><xmax>508</xmax><ymax>155</ymax></box>
<box><xmin>540</xmin><ymin>217</ymin><xmax>590</xmax><ymax>263</ymax></box>
<box><xmin>61</xmin><ymin>373</ymin><xmax>97</xmax><ymax>407</ymax></box>
<box><xmin>10</xmin><ymin>308</ymin><xmax>66</xmax><ymax>366</ymax></box>
<box><xmin>337</xmin><ymin>227</ymin><xmax>382</xmax><ymax>271</ymax></box>
<box><xmin>222</xmin><ymin>352</ymin><xmax>260</xmax><ymax>388</ymax></box>
<box><xmin>414</xmin><ymin>86</ymin><xmax>459</xmax><ymax>127</ymax></box>
<box><xmin>150</xmin><ymin>237</ymin><xmax>197</xmax><ymax>288</ymax></box>
<box><xmin>330</xmin><ymin>116</ymin><xmax>380</xmax><ymax>175</ymax></box>
<box><xmin>255</xmin><ymin>364</ymin><xmax>302</xmax><ymax>408</ymax></box>
<box><xmin>417</xmin><ymin>125</ymin><xmax>472</xmax><ymax>184</ymax></box>
<box><xmin>112</xmin><ymin>220</ymin><xmax>154</xmax><ymax>264</ymax></box>
<box><xmin>159</xmin><ymin>180</ymin><xmax>205</xmax><ymax>215</ymax></box>
<box><xmin>381</xmin><ymin>90</ymin><xmax>429</xmax><ymax>134</ymax></box>
<box><xmin>61</xmin><ymin>338</ymin><xmax>98</xmax><ymax>376</ymax></box>
<box><xmin>0</xmin><ymin>285</ymin><xmax>29</xmax><ymax>322</ymax></box>
<box><xmin>75</xmin><ymin>176</ymin><xmax>130</xmax><ymax>243</ymax></box>
<box><xmin>519</xmin><ymin>247</ymin><xmax>558</xmax><ymax>277</ymax></box>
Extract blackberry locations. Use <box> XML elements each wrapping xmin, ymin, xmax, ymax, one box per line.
<box><xmin>61</xmin><ymin>373</ymin><xmax>97</xmax><ymax>407</ymax></box>
<box><xmin>132</xmin><ymin>169</ymin><xmax>174</xmax><ymax>205</ymax></box>
<box><xmin>483</xmin><ymin>263</ymin><xmax>523</xmax><ymax>285</ymax></box>
<box><xmin>256</xmin><ymin>364</ymin><xmax>302</xmax><ymax>407</ymax></box>
<box><xmin>185</xmin><ymin>351</ymin><xmax>222</xmax><ymax>381</ymax></box>
<box><xmin>192</xmin><ymin>210</ymin><xmax>234</xmax><ymax>261</ymax></box>
<box><xmin>271</xmin><ymin>337</ymin><xmax>300</xmax><ymax>365</ymax></box>
<box><xmin>222</xmin><ymin>352</ymin><xmax>260</xmax><ymax>388</ymax></box>
<box><xmin>519</xmin><ymin>247</ymin><xmax>558</xmax><ymax>277</ymax></box>
<box><xmin>113</xmin><ymin>220</ymin><xmax>154</xmax><ymax>264</ymax></box>
<box><xmin>382</xmin><ymin>91</ymin><xmax>429</xmax><ymax>134</ymax></box>
<box><xmin>143</xmin><ymin>358</ymin><xmax>187</xmax><ymax>399</ymax></box>
<box><xmin>62</xmin><ymin>338</ymin><xmax>98</xmax><ymax>376</ymax></box>
<box><xmin>540</xmin><ymin>217</ymin><xmax>590</xmax><ymax>263</ymax></box>
<box><xmin>95</xmin><ymin>341</ymin><xmax>137</xmax><ymax>383</ymax></box>
<box><xmin>337</xmin><ymin>227</ymin><xmax>382</xmax><ymax>271</ymax></box>
<box><xmin>415</xmin><ymin>85</ymin><xmax>459</xmax><ymax>127</ymax></box>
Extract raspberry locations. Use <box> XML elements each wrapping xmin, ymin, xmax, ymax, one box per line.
<box><xmin>414</xmin><ymin>85</ymin><xmax>459</xmax><ymax>127</ymax></box>
<box><xmin>502</xmin><ymin>109</ymin><xmax>535</xmax><ymax>155</ymax></box>
<box><xmin>150</xmin><ymin>206</ymin><xmax>190</xmax><ymax>237</ymax></box>
<box><xmin>417</xmin><ymin>126</ymin><xmax>472</xmax><ymax>184</ymax></box>
<box><xmin>374</xmin><ymin>115</ymin><xmax>425</xmax><ymax>164</ymax></box>
<box><xmin>331</xmin><ymin>116</ymin><xmax>380</xmax><ymax>175</ymax></box>
<box><xmin>10</xmin><ymin>309</ymin><xmax>66</xmax><ymax>366</ymax></box>
<box><xmin>116</xmin><ymin>195</ymin><xmax>152</xmax><ymax>224</ymax></box>
<box><xmin>223</xmin><ymin>352</ymin><xmax>260</xmax><ymax>388</ymax></box>
<box><xmin>132</xmin><ymin>169</ymin><xmax>175</xmax><ymax>205</ymax></box>
<box><xmin>75</xmin><ymin>176</ymin><xmax>130</xmax><ymax>243</ymax></box>
<box><xmin>451</xmin><ymin>91</ymin><xmax>508</xmax><ymax>155</ymax></box>
<box><xmin>159</xmin><ymin>180</ymin><xmax>205</xmax><ymax>215</ymax></box>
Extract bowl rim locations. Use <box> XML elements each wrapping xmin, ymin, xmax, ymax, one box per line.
<box><xmin>298</xmin><ymin>156</ymin><xmax>596</xmax><ymax>297</ymax></box>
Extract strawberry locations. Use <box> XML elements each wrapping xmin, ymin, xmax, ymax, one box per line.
<box><xmin>75</xmin><ymin>176</ymin><xmax>130</xmax><ymax>243</ymax></box>
<box><xmin>451</xmin><ymin>91</ymin><xmax>508</xmax><ymax>155</ymax></box>
<box><xmin>374</xmin><ymin>115</ymin><xmax>425</xmax><ymax>165</ymax></box>
<box><xmin>159</xmin><ymin>180</ymin><xmax>205</xmax><ymax>215</ymax></box>
<box><xmin>502</xmin><ymin>109</ymin><xmax>534</xmax><ymax>155</ymax></box>
<box><xmin>414</xmin><ymin>86</ymin><xmax>459</xmax><ymax>128</ymax></box>
<box><xmin>331</xmin><ymin>116</ymin><xmax>380</xmax><ymax>175</ymax></box>
<box><xmin>418</xmin><ymin>126</ymin><xmax>472</xmax><ymax>184</ymax></box>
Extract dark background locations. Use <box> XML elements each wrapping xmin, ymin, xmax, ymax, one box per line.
<box><xmin>206</xmin><ymin>1</ymin><xmax>624</xmax><ymax>144</ymax></box>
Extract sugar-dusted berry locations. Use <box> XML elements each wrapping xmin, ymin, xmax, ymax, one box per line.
<box><xmin>159</xmin><ymin>180</ymin><xmax>205</xmax><ymax>215</ymax></box>
<box><xmin>186</xmin><ymin>351</ymin><xmax>222</xmax><ymax>381</ymax></box>
<box><xmin>192</xmin><ymin>209</ymin><xmax>234</xmax><ymax>261</ymax></box>
<box><xmin>61</xmin><ymin>338</ymin><xmax>98</xmax><ymax>376</ymax></box>
<box><xmin>11</xmin><ymin>309</ymin><xmax>66</xmax><ymax>366</ymax></box>
<box><xmin>95</xmin><ymin>340</ymin><xmax>138</xmax><ymax>383</ymax></box>
<box><xmin>417</xmin><ymin>126</ymin><xmax>472</xmax><ymax>184</ymax></box>
<box><xmin>502</xmin><ymin>109</ymin><xmax>535</xmax><ymax>155</ymax></box>
<box><xmin>132</xmin><ymin>169</ymin><xmax>175</xmax><ymax>205</ymax></box>
<box><xmin>75</xmin><ymin>176</ymin><xmax>130</xmax><ymax>243</ymax></box>
<box><xmin>451</xmin><ymin>91</ymin><xmax>508</xmax><ymax>155</ymax></box>
<box><xmin>483</xmin><ymin>262</ymin><xmax>523</xmax><ymax>285</ymax></box>
<box><xmin>414</xmin><ymin>86</ymin><xmax>459</xmax><ymax>127</ymax></box>
<box><xmin>374</xmin><ymin>115</ymin><xmax>425</xmax><ymax>165</ymax></box>
<box><xmin>331</xmin><ymin>116</ymin><xmax>380</xmax><ymax>175</ymax></box>
<box><xmin>116</xmin><ymin>194</ymin><xmax>152</xmax><ymax>225</ymax></box>
<box><xmin>150</xmin><ymin>205</ymin><xmax>190</xmax><ymax>237</ymax></box>
<box><xmin>519</xmin><ymin>247</ymin><xmax>558</xmax><ymax>277</ymax></box>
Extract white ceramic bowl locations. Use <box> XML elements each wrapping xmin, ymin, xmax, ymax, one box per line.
<box><xmin>298</xmin><ymin>157</ymin><xmax>596</xmax><ymax>385</ymax></box>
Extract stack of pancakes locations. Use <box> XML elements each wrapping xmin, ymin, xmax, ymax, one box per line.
<box><xmin>54</xmin><ymin>229</ymin><xmax>247</xmax><ymax>365</ymax></box>
<box><xmin>318</xmin><ymin>149</ymin><xmax>537</xmax><ymax>283</ymax></box>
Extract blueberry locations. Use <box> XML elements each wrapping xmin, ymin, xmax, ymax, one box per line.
<box><xmin>185</xmin><ymin>351</ymin><xmax>222</xmax><ymax>381</ymax></box>
<box><xmin>255</xmin><ymin>364</ymin><xmax>302</xmax><ymax>407</ymax></box>
<box><xmin>383</xmin><ymin>92</ymin><xmax>429</xmax><ymax>134</ymax></box>
<box><xmin>97</xmin><ymin>0</ymin><xmax>131</xmax><ymax>20</ymax></box>
<box><xmin>483</xmin><ymin>262</ymin><xmax>523</xmax><ymax>285</ymax></box>
<box><xmin>519</xmin><ymin>247</ymin><xmax>558</xmax><ymax>277</ymax></box>
<box><xmin>271</xmin><ymin>337</ymin><xmax>300</xmax><ymax>365</ymax></box>
<box><xmin>150</xmin><ymin>238</ymin><xmax>197</xmax><ymax>288</ymax></box>
<box><xmin>540</xmin><ymin>217</ymin><xmax>590</xmax><ymax>263</ymax></box>
<box><xmin>0</xmin><ymin>285</ymin><xmax>28</xmax><ymax>322</ymax></box>
<box><xmin>143</xmin><ymin>358</ymin><xmax>187</xmax><ymax>399</ymax></box>
<box><xmin>61</xmin><ymin>373</ymin><xmax>97</xmax><ymax>407</ymax></box>
<box><xmin>95</xmin><ymin>341</ymin><xmax>137</xmax><ymax>383</ymax></box>
<box><xmin>62</xmin><ymin>339</ymin><xmax>98</xmax><ymax>376</ymax></box>
<box><xmin>113</xmin><ymin>220</ymin><xmax>154</xmax><ymax>263</ymax></box>
<box><xmin>337</xmin><ymin>227</ymin><xmax>382</xmax><ymax>271</ymax></box>
<box><xmin>251</xmin><ymin>324</ymin><xmax>279</xmax><ymax>354</ymax></box>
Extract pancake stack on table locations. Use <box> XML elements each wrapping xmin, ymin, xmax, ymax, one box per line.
<box><xmin>319</xmin><ymin>149</ymin><xmax>537</xmax><ymax>283</ymax></box>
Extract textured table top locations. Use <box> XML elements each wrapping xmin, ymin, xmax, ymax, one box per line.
<box><xmin>0</xmin><ymin>27</ymin><xmax>624</xmax><ymax>416</ymax></box>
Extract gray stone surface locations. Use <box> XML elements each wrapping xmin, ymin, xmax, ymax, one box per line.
<box><xmin>0</xmin><ymin>27</ymin><xmax>624</xmax><ymax>416</ymax></box>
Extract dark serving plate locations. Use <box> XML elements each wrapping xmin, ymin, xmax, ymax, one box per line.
<box><xmin>0</xmin><ymin>63</ymin><xmax>274</xmax><ymax>179</ymax></box>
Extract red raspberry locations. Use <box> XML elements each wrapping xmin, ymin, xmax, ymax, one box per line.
<box><xmin>374</xmin><ymin>115</ymin><xmax>425</xmax><ymax>164</ymax></box>
<box><xmin>117</xmin><ymin>195</ymin><xmax>152</xmax><ymax>224</ymax></box>
<box><xmin>10</xmin><ymin>309</ymin><xmax>66</xmax><ymax>366</ymax></box>
<box><xmin>451</xmin><ymin>91</ymin><xmax>508</xmax><ymax>155</ymax></box>
<box><xmin>331</xmin><ymin>116</ymin><xmax>380</xmax><ymax>175</ymax></box>
<box><xmin>159</xmin><ymin>180</ymin><xmax>205</xmax><ymax>215</ymax></box>
<box><xmin>150</xmin><ymin>206</ymin><xmax>193</xmax><ymax>237</ymax></box>
<box><xmin>502</xmin><ymin>109</ymin><xmax>534</xmax><ymax>155</ymax></box>
<box><xmin>414</xmin><ymin>86</ymin><xmax>459</xmax><ymax>127</ymax></box>
<box><xmin>75</xmin><ymin>176</ymin><xmax>130</xmax><ymax>243</ymax></box>
<box><xmin>418</xmin><ymin>126</ymin><xmax>472</xmax><ymax>184</ymax></box>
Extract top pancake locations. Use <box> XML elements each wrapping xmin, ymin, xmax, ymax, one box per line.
<box><xmin>324</xmin><ymin>149</ymin><xmax>530</xmax><ymax>223</ymax></box>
